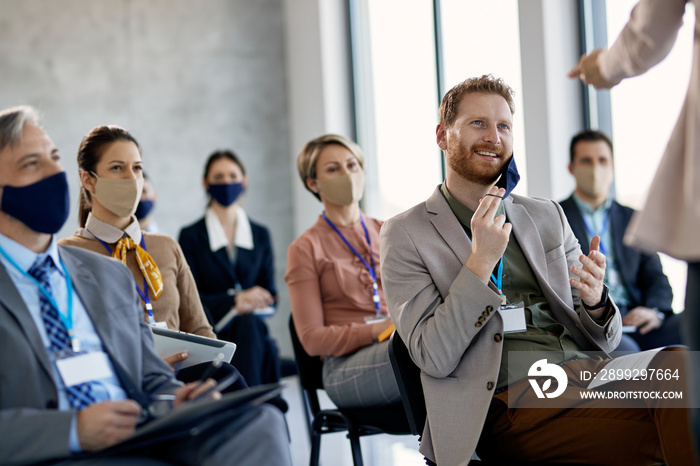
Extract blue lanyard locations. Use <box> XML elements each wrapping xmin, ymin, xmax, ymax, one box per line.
<box><xmin>90</xmin><ymin>231</ymin><xmax>156</xmax><ymax>325</ymax></box>
<box><xmin>322</xmin><ymin>212</ymin><xmax>381</xmax><ymax>314</ymax></box>
<box><xmin>0</xmin><ymin>243</ymin><xmax>79</xmax><ymax>352</ymax></box>
<box><xmin>581</xmin><ymin>210</ymin><xmax>609</xmax><ymax>256</ymax></box>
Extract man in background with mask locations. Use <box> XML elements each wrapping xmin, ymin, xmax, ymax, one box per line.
<box><xmin>560</xmin><ymin>129</ymin><xmax>683</xmax><ymax>352</ymax></box>
<box><xmin>380</xmin><ymin>75</ymin><xmax>694</xmax><ymax>465</ymax></box>
<box><xmin>0</xmin><ymin>105</ymin><xmax>292</xmax><ymax>465</ymax></box>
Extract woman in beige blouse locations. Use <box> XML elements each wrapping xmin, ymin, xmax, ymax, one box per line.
<box><xmin>285</xmin><ymin>134</ymin><xmax>399</xmax><ymax>408</ymax></box>
<box><xmin>59</xmin><ymin>125</ymin><xmax>242</xmax><ymax>388</ymax></box>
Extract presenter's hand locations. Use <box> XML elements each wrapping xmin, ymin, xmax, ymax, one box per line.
<box><xmin>570</xmin><ymin>236</ymin><xmax>607</xmax><ymax>314</ymax></box>
<box><xmin>77</xmin><ymin>400</ymin><xmax>141</xmax><ymax>451</ymax></box>
<box><xmin>623</xmin><ymin>307</ymin><xmax>663</xmax><ymax>335</ymax></box>
<box><xmin>568</xmin><ymin>49</ymin><xmax>618</xmax><ymax>89</ymax></box>
<box><xmin>465</xmin><ymin>186</ymin><xmax>511</xmax><ymax>285</ymax></box>
<box><xmin>163</xmin><ymin>351</ymin><xmax>188</xmax><ymax>369</ymax></box>
<box><xmin>234</xmin><ymin>286</ymin><xmax>274</xmax><ymax>313</ymax></box>
<box><xmin>173</xmin><ymin>380</ymin><xmax>222</xmax><ymax>408</ymax></box>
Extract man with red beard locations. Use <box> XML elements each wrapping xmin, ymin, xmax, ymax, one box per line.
<box><xmin>380</xmin><ymin>75</ymin><xmax>694</xmax><ymax>465</ymax></box>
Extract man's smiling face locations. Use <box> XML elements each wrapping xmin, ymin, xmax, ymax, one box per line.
<box><xmin>441</xmin><ymin>91</ymin><xmax>513</xmax><ymax>185</ymax></box>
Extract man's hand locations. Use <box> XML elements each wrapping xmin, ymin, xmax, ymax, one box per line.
<box><xmin>465</xmin><ymin>186</ymin><xmax>512</xmax><ymax>285</ymax></box>
<box><xmin>568</xmin><ymin>49</ymin><xmax>618</xmax><ymax>89</ymax></box>
<box><xmin>570</xmin><ymin>236</ymin><xmax>607</xmax><ymax>315</ymax></box>
<box><xmin>77</xmin><ymin>400</ymin><xmax>141</xmax><ymax>451</ymax></box>
<box><xmin>234</xmin><ymin>286</ymin><xmax>274</xmax><ymax>313</ymax></box>
<box><xmin>173</xmin><ymin>380</ymin><xmax>222</xmax><ymax>408</ymax></box>
<box><xmin>623</xmin><ymin>307</ymin><xmax>664</xmax><ymax>335</ymax></box>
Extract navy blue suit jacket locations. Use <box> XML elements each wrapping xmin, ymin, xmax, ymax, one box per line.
<box><xmin>178</xmin><ymin>217</ymin><xmax>277</xmax><ymax>325</ymax></box>
<box><xmin>560</xmin><ymin>195</ymin><xmax>673</xmax><ymax>313</ymax></box>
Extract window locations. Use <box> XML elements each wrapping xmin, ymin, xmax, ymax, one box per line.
<box><xmin>359</xmin><ymin>0</ymin><xmax>442</xmax><ymax>221</ymax></box>
<box><xmin>440</xmin><ymin>0</ymin><xmax>528</xmax><ymax>195</ymax></box>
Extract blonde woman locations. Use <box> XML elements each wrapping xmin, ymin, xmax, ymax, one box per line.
<box><xmin>285</xmin><ymin>134</ymin><xmax>399</xmax><ymax>408</ymax></box>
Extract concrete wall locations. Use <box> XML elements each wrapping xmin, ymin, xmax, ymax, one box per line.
<box><xmin>0</xmin><ymin>0</ymin><xmax>295</xmax><ymax>355</ymax></box>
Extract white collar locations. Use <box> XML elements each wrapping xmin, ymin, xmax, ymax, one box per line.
<box><xmin>205</xmin><ymin>206</ymin><xmax>254</xmax><ymax>252</ymax></box>
<box><xmin>83</xmin><ymin>212</ymin><xmax>142</xmax><ymax>244</ymax></box>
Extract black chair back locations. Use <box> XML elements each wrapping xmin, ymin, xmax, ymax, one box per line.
<box><xmin>288</xmin><ymin>315</ymin><xmax>414</xmax><ymax>466</ymax></box>
<box><xmin>289</xmin><ymin>317</ymin><xmax>323</xmax><ymax>414</ymax></box>
<box><xmin>388</xmin><ymin>330</ymin><xmax>427</xmax><ymax>436</ymax></box>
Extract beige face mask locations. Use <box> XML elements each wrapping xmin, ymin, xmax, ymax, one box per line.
<box><xmin>573</xmin><ymin>165</ymin><xmax>613</xmax><ymax>199</ymax></box>
<box><xmin>316</xmin><ymin>171</ymin><xmax>365</xmax><ymax>206</ymax></box>
<box><xmin>90</xmin><ymin>173</ymin><xmax>144</xmax><ymax>218</ymax></box>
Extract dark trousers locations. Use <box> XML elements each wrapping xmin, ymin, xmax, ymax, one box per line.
<box><xmin>477</xmin><ymin>352</ymin><xmax>695</xmax><ymax>465</ymax></box>
<box><xmin>616</xmin><ymin>305</ymin><xmax>684</xmax><ymax>351</ymax></box>
<box><xmin>218</xmin><ymin>314</ymin><xmax>281</xmax><ymax>387</ymax></box>
<box><xmin>685</xmin><ymin>262</ymin><xmax>700</xmax><ymax>459</ymax></box>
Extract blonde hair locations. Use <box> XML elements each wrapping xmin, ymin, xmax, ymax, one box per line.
<box><xmin>297</xmin><ymin>134</ymin><xmax>365</xmax><ymax>201</ymax></box>
<box><xmin>439</xmin><ymin>74</ymin><xmax>515</xmax><ymax>127</ymax></box>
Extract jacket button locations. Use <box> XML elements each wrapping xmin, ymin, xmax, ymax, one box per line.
<box><xmin>486</xmin><ymin>305</ymin><xmax>493</xmax><ymax>312</ymax></box>
<box><xmin>482</xmin><ymin>310</ymin><xmax>489</xmax><ymax>317</ymax></box>
<box><xmin>494</xmin><ymin>333</ymin><xmax>502</xmax><ymax>343</ymax></box>
<box><xmin>475</xmin><ymin>321</ymin><xmax>482</xmax><ymax>328</ymax></box>
<box><xmin>46</xmin><ymin>399</ymin><xmax>58</xmax><ymax>409</ymax></box>
<box><xmin>478</xmin><ymin>315</ymin><xmax>486</xmax><ymax>323</ymax></box>
<box><xmin>486</xmin><ymin>381</ymin><xmax>494</xmax><ymax>390</ymax></box>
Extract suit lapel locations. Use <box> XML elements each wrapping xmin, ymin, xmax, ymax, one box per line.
<box><xmin>426</xmin><ymin>188</ymin><xmax>500</xmax><ymax>294</ymax></box>
<box><xmin>426</xmin><ymin>188</ymin><xmax>472</xmax><ymax>266</ymax></box>
<box><xmin>506</xmin><ymin>199</ymin><xmax>547</xmax><ymax>280</ymax></box>
<box><xmin>561</xmin><ymin>197</ymin><xmax>590</xmax><ymax>254</ymax></box>
<box><xmin>59</xmin><ymin>248</ymin><xmax>141</xmax><ymax>395</ymax></box>
<box><xmin>0</xmin><ymin>262</ymin><xmax>54</xmax><ymax>381</ymax></box>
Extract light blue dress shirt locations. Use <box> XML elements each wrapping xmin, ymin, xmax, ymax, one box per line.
<box><xmin>572</xmin><ymin>193</ymin><xmax>632</xmax><ymax>306</ymax></box>
<box><xmin>0</xmin><ymin>233</ymin><xmax>127</xmax><ymax>451</ymax></box>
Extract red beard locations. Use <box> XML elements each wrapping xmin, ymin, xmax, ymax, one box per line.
<box><xmin>446</xmin><ymin>139</ymin><xmax>509</xmax><ymax>185</ymax></box>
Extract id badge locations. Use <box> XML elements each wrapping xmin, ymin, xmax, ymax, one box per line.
<box><xmin>56</xmin><ymin>351</ymin><xmax>112</xmax><ymax>387</ymax></box>
<box><xmin>499</xmin><ymin>301</ymin><xmax>526</xmax><ymax>333</ymax></box>
<box><xmin>151</xmin><ymin>321</ymin><xmax>168</xmax><ymax>329</ymax></box>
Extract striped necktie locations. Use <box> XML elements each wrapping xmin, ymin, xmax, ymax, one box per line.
<box><xmin>28</xmin><ymin>256</ymin><xmax>96</xmax><ymax>409</ymax></box>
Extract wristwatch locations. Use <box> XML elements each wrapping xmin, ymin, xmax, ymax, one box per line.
<box><xmin>583</xmin><ymin>284</ymin><xmax>609</xmax><ymax>310</ymax></box>
<box><xmin>652</xmin><ymin>308</ymin><xmax>666</xmax><ymax>321</ymax></box>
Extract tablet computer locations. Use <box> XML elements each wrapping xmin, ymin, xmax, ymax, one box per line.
<box><xmin>150</xmin><ymin>326</ymin><xmax>236</xmax><ymax>369</ymax></box>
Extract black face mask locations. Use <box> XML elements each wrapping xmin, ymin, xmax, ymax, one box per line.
<box><xmin>1</xmin><ymin>172</ymin><xmax>70</xmax><ymax>234</ymax></box>
<box><xmin>496</xmin><ymin>155</ymin><xmax>520</xmax><ymax>199</ymax></box>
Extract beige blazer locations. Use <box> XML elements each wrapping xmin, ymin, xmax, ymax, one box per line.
<box><xmin>379</xmin><ymin>187</ymin><xmax>621</xmax><ymax>465</ymax></box>
<box><xmin>600</xmin><ymin>0</ymin><xmax>700</xmax><ymax>260</ymax></box>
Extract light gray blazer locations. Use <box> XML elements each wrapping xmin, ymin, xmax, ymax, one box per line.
<box><xmin>600</xmin><ymin>0</ymin><xmax>700</xmax><ymax>260</ymax></box>
<box><xmin>380</xmin><ymin>187</ymin><xmax>621</xmax><ymax>466</ymax></box>
<box><xmin>0</xmin><ymin>245</ymin><xmax>179</xmax><ymax>465</ymax></box>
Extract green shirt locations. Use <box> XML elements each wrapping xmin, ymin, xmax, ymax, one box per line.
<box><xmin>440</xmin><ymin>183</ymin><xmax>588</xmax><ymax>389</ymax></box>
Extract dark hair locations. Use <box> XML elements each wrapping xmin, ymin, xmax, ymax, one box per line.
<box><xmin>569</xmin><ymin>129</ymin><xmax>613</xmax><ymax>164</ymax></box>
<box><xmin>203</xmin><ymin>150</ymin><xmax>246</xmax><ymax>180</ymax></box>
<box><xmin>77</xmin><ymin>125</ymin><xmax>141</xmax><ymax>227</ymax></box>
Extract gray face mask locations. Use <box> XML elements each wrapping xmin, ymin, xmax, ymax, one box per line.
<box><xmin>316</xmin><ymin>171</ymin><xmax>365</xmax><ymax>206</ymax></box>
<box><xmin>90</xmin><ymin>172</ymin><xmax>144</xmax><ymax>218</ymax></box>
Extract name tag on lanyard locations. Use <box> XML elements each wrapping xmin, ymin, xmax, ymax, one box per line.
<box><xmin>499</xmin><ymin>301</ymin><xmax>526</xmax><ymax>333</ymax></box>
<box><xmin>56</xmin><ymin>351</ymin><xmax>112</xmax><ymax>387</ymax></box>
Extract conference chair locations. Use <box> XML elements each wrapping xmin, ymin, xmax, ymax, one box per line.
<box><xmin>288</xmin><ymin>316</ymin><xmax>413</xmax><ymax>466</ymax></box>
